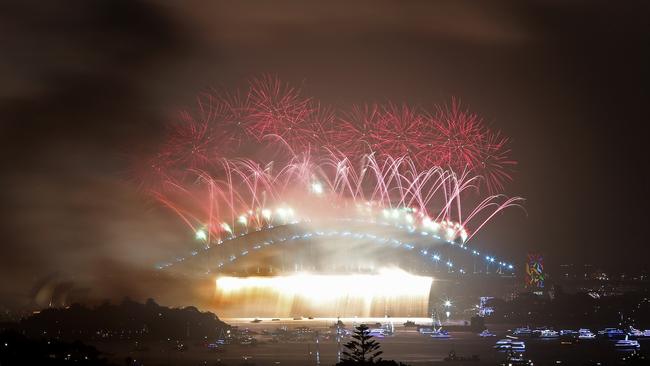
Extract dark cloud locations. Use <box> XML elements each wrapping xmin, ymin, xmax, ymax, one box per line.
<box><xmin>0</xmin><ymin>0</ymin><xmax>194</xmax><ymax>307</ymax></box>
<box><xmin>1</xmin><ymin>0</ymin><xmax>649</xmax><ymax>309</ymax></box>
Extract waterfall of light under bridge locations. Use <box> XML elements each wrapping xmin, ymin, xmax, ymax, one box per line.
<box><xmin>213</xmin><ymin>268</ymin><xmax>433</xmax><ymax>317</ymax></box>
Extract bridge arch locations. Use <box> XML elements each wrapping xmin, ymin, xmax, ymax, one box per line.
<box><xmin>158</xmin><ymin>218</ymin><xmax>515</xmax><ymax>278</ymax></box>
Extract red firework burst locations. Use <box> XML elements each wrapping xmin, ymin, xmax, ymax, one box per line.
<box><xmin>334</xmin><ymin>104</ymin><xmax>383</xmax><ymax>159</ymax></box>
<box><xmin>138</xmin><ymin>78</ymin><xmax>516</xmax><ymax>201</ymax></box>
<box><xmin>247</xmin><ymin>75</ymin><xmax>312</xmax><ymax>141</ymax></box>
<box><xmin>162</xmin><ymin>110</ymin><xmax>226</xmax><ymax>170</ymax></box>
<box><xmin>428</xmin><ymin>99</ymin><xmax>485</xmax><ymax>171</ymax></box>
<box><xmin>474</xmin><ymin>131</ymin><xmax>516</xmax><ymax>193</ymax></box>
<box><xmin>280</xmin><ymin>102</ymin><xmax>338</xmax><ymax>155</ymax></box>
<box><xmin>371</xmin><ymin>103</ymin><xmax>428</xmax><ymax>161</ymax></box>
<box><xmin>205</xmin><ymin>90</ymin><xmax>255</xmax><ymax>150</ymax></box>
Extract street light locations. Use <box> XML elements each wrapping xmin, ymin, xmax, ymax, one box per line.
<box><xmin>195</xmin><ymin>229</ymin><xmax>207</xmax><ymax>242</ymax></box>
<box><xmin>483</xmin><ymin>256</ymin><xmax>495</xmax><ymax>273</ymax></box>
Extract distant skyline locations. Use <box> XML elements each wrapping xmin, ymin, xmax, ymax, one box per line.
<box><xmin>1</xmin><ymin>0</ymin><xmax>649</xmax><ymax>306</ymax></box>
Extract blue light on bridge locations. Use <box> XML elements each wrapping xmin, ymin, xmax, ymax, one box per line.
<box><xmin>158</xmin><ymin>221</ymin><xmax>518</xmax><ymax>275</ymax></box>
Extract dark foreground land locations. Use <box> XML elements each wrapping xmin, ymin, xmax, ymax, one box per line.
<box><xmin>4</xmin><ymin>303</ymin><xmax>649</xmax><ymax>365</ymax></box>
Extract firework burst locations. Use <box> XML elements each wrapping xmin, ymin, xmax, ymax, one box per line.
<box><xmin>371</xmin><ymin>103</ymin><xmax>428</xmax><ymax>159</ymax></box>
<box><xmin>134</xmin><ymin>77</ymin><xmax>521</xmax><ymax>245</ymax></box>
<box><xmin>247</xmin><ymin>75</ymin><xmax>313</xmax><ymax>141</ymax></box>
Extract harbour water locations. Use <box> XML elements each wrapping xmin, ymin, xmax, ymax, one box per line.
<box><xmin>94</xmin><ymin>319</ymin><xmax>648</xmax><ymax>365</ymax></box>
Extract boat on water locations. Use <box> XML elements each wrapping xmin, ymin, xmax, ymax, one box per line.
<box><xmin>240</xmin><ymin>336</ymin><xmax>255</xmax><ymax>345</ymax></box>
<box><xmin>599</xmin><ymin>328</ymin><xmax>625</xmax><ymax>338</ymax></box>
<box><xmin>500</xmin><ymin>350</ymin><xmax>534</xmax><ymax>366</ymax></box>
<box><xmin>403</xmin><ymin>320</ymin><xmax>418</xmax><ymax>328</ymax></box>
<box><xmin>479</xmin><ymin>329</ymin><xmax>496</xmax><ymax>337</ymax></box>
<box><xmin>431</xmin><ymin>329</ymin><xmax>451</xmax><ymax>339</ymax></box>
<box><xmin>538</xmin><ymin>329</ymin><xmax>560</xmax><ymax>338</ymax></box>
<box><xmin>559</xmin><ymin>329</ymin><xmax>578</xmax><ymax>336</ymax></box>
<box><xmin>429</xmin><ymin>310</ymin><xmax>451</xmax><ymax>339</ymax></box>
<box><xmin>511</xmin><ymin>341</ymin><xmax>526</xmax><ymax>351</ymax></box>
<box><xmin>578</xmin><ymin>329</ymin><xmax>596</xmax><ymax>339</ymax></box>
<box><xmin>494</xmin><ymin>339</ymin><xmax>525</xmax><ymax>351</ymax></box>
<box><xmin>369</xmin><ymin>328</ymin><xmax>386</xmax><ymax>338</ymax></box>
<box><xmin>512</xmin><ymin>327</ymin><xmax>533</xmax><ymax>336</ymax></box>
<box><xmin>250</xmin><ymin>318</ymin><xmax>262</xmax><ymax>323</ymax></box>
<box><xmin>627</xmin><ymin>327</ymin><xmax>650</xmax><ymax>338</ymax></box>
<box><xmin>615</xmin><ymin>336</ymin><xmax>640</xmax><ymax>350</ymax></box>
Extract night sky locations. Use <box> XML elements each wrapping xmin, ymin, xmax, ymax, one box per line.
<box><xmin>1</xmin><ymin>1</ymin><xmax>649</xmax><ymax>307</ymax></box>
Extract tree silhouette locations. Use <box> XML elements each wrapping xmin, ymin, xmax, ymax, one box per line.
<box><xmin>341</xmin><ymin>324</ymin><xmax>383</xmax><ymax>364</ymax></box>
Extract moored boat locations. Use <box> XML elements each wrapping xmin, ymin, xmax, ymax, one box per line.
<box><xmin>429</xmin><ymin>310</ymin><xmax>451</xmax><ymax>339</ymax></box>
<box><xmin>615</xmin><ymin>336</ymin><xmax>640</xmax><ymax>350</ymax></box>
<box><xmin>538</xmin><ymin>329</ymin><xmax>560</xmax><ymax>338</ymax></box>
<box><xmin>479</xmin><ymin>329</ymin><xmax>496</xmax><ymax>337</ymax></box>
<box><xmin>512</xmin><ymin>327</ymin><xmax>533</xmax><ymax>337</ymax></box>
<box><xmin>599</xmin><ymin>328</ymin><xmax>625</xmax><ymax>339</ymax></box>
<box><xmin>494</xmin><ymin>338</ymin><xmax>525</xmax><ymax>351</ymax></box>
<box><xmin>578</xmin><ymin>329</ymin><xmax>596</xmax><ymax>339</ymax></box>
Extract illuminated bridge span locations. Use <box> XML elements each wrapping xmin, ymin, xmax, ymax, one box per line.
<box><xmin>157</xmin><ymin>217</ymin><xmax>516</xmax><ymax>318</ymax></box>
<box><xmin>158</xmin><ymin>218</ymin><xmax>515</xmax><ymax>277</ymax></box>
